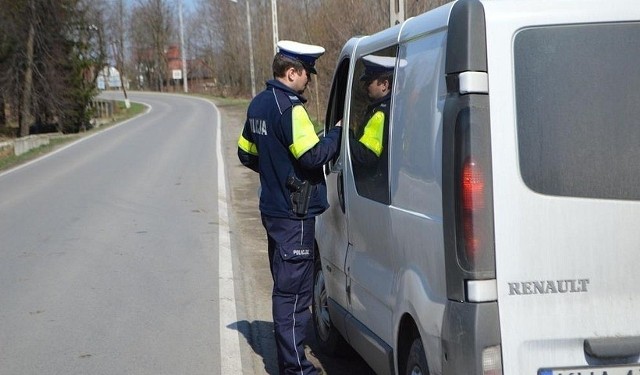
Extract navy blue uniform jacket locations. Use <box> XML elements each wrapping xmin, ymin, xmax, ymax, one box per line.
<box><xmin>237</xmin><ymin>79</ymin><xmax>341</xmax><ymax>219</ymax></box>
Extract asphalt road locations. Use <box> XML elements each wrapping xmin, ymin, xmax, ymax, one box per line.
<box><xmin>0</xmin><ymin>91</ymin><xmax>374</xmax><ymax>375</ymax></box>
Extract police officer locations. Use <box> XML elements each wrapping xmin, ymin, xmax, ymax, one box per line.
<box><xmin>237</xmin><ymin>40</ymin><xmax>341</xmax><ymax>375</ymax></box>
<box><xmin>350</xmin><ymin>55</ymin><xmax>395</xmax><ymax>202</ymax></box>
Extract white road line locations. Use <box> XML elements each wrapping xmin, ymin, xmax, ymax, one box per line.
<box><xmin>214</xmin><ymin>102</ymin><xmax>243</xmax><ymax>374</ymax></box>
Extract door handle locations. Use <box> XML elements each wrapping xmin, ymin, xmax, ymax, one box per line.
<box><xmin>346</xmin><ymin>269</ymin><xmax>351</xmax><ymax>305</ymax></box>
<box><xmin>584</xmin><ymin>336</ymin><xmax>640</xmax><ymax>358</ymax></box>
<box><xmin>337</xmin><ymin>171</ymin><xmax>345</xmax><ymax>213</ymax></box>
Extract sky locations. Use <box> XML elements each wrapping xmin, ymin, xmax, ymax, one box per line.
<box><xmin>179</xmin><ymin>0</ymin><xmax>197</xmax><ymax>12</ymax></box>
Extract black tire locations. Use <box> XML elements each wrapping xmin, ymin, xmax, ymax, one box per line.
<box><xmin>405</xmin><ymin>337</ymin><xmax>429</xmax><ymax>375</ymax></box>
<box><xmin>312</xmin><ymin>257</ymin><xmax>348</xmax><ymax>356</ymax></box>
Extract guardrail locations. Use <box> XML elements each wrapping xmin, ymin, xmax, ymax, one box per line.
<box><xmin>91</xmin><ymin>99</ymin><xmax>117</xmax><ymax>119</ymax></box>
<box><xmin>1</xmin><ymin>135</ymin><xmax>51</xmax><ymax>156</ymax></box>
<box><xmin>0</xmin><ymin>99</ymin><xmax>119</xmax><ymax>157</ymax></box>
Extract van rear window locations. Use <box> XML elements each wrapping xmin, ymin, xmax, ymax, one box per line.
<box><xmin>514</xmin><ymin>22</ymin><xmax>640</xmax><ymax>200</ymax></box>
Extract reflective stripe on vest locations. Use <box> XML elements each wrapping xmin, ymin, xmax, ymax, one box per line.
<box><xmin>359</xmin><ymin>111</ymin><xmax>384</xmax><ymax>157</ymax></box>
<box><xmin>289</xmin><ymin>105</ymin><xmax>320</xmax><ymax>159</ymax></box>
<box><xmin>238</xmin><ymin>135</ymin><xmax>258</xmax><ymax>155</ymax></box>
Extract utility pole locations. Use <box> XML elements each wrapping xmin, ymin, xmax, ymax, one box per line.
<box><xmin>272</xmin><ymin>0</ymin><xmax>278</xmax><ymax>55</ymax></box>
<box><xmin>390</xmin><ymin>0</ymin><xmax>405</xmax><ymax>27</ymax></box>
<box><xmin>231</xmin><ymin>0</ymin><xmax>256</xmax><ymax>97</ymax></box>
<box><xmin>246</xmin><ymin>0</ymin><xmax>256</xmax><ymax>97</ymax></box>
<box><xmin>179</xmin><ymin>0</ymin><xmax>188</xmax><ymax>93</ymax></box>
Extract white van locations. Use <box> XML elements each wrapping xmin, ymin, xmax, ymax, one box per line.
<box><xmin>313</xmin><ymin>0</ymin><xmax>640</xmax><ymax>374</ymax></box>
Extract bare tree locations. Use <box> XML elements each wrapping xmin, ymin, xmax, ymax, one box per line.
<box><xmin>20</xmin><ymin>0</ymin><xmax>36</xmax><ymax>136</ymax></box>
<box><xmin>0</xmin><ymin>0</ymin><xmax>450</xmax><ymax>137</ymax></box>
<box><xmin>103</xmin><ymin>0</ymin><xmax>130</xmax><ymax>105</ymax></box>
<box><xmin>161</xmin><ymin>0</ymin><xmax>451</xmax><ymax>116</ymax></box>
<box><xmin>125</xmin><ymin>0</ymin><xmax>447</xmax><ymax>104</ymax></box>
<box><xmin>130</xmin><ymin>0</ymin><xmax>175</xmax><ymax>91</ymax></box>
<box><xmin>185</xmin><ymin>0</ymin><xmax>223</xmax><ymax>91</ymax></box>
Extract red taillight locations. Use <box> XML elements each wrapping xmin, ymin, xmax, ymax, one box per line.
<box><xmin>462</xmin><ymin>157</ymin><xmax>485</xmax><ymax>261</ymax></box>
<box><xmin>462</xmin><ymin>158</ymin><xmax>485</xmax><ymax>210</ymax></box>
<box><xmin>443</xmin><ymin>77</ymin><xmax>495</xmax><ymax>300</ymax></box>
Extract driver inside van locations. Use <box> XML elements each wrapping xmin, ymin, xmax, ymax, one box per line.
<box><xmin>349</xmin><ymin>55</ymin><xmax>396</xmax><ymax>202</ymax></box>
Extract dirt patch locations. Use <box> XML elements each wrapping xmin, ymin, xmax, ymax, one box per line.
<box><xmin>0</xmin><ymin>145</ymin><xmax>13</xmax><ymax>158</ymax></box>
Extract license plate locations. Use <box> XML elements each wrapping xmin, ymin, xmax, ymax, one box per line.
<box><xmin>539</xmin><ymin>365</ymin><xmax>640</xmax><ymax>375</ymax></box>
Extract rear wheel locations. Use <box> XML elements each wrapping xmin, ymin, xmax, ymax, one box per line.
<box><xmin>312</xmin><ymin>257</ymin><xmax>348</xmax><ymax>355</ymax></box>
<box><xmin>405</xmin><ymin>337</ymin><xmax>429</xmax><ymax>375</ymax></box>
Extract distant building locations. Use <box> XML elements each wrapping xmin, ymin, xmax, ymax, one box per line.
<box><xmin>165</xmin><ymin>44</ymin><xmax>215</xmax><ymax>93</ymax></box>
<box><xmin>166</xmin><ymin>45</ymin><xmax>181</xmax><ymax>73</ymax></box>
<box><xmin>97</xmin><ymin>66</ymin><xmax>128</xmax><ymax>90</ymax></box>
<box><xmin>132</xmin><ymin>45</ymin><xmax>216</xmax><ymax>92</ymax></box>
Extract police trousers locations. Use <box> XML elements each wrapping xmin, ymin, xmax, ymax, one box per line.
<box><xmin>261</xmin><ymin>215</ymin><xmax>316</xmax><ymax>375</ymax></box>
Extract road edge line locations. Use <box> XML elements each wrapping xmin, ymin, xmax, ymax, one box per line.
<box><xmin>214</xmin><ymin>102</ymin><xmax>244</xmax><ymax>374</ymax></box>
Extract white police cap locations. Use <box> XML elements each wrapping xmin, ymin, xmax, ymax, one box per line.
<box><xmin>360</xmin><ymin>55</ymin><xmax>406</xmax><ymax>81</ymax></box>
<box><xmin>361</xmin><ymin>55</ymin><xmax>396</xmax><ymax>80</ymax></box>
<box><xmin>277</xmin><ymin>40</ymin><xmax>325</xmax><ymax>74</ymax></box>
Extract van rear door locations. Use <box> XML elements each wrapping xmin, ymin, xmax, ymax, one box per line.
<box><xmin>485</xmin><ymin>1</ymin><xmax>640</xmax><ymax>373</ymax></box>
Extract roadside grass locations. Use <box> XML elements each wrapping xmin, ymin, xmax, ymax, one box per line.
<box><xmin>204</xmin><ymin>95</ymin><xmax>250</xmax><ymax>107</ymax></box>
<box><xmin>0</xmin><ymin>101</ymin><xmax>146</xmax><ymax>172</ymax></box>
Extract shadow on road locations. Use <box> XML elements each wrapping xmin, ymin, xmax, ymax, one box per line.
<box><xmin>230</xmin><ymin>319</ymin><xmax>375</xmax><ymax>375</ymax></box>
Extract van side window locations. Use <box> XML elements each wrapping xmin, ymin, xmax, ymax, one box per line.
<box><xmin>324</xmin><ymin>58</ymin><xmax>350</xmax><ymax>171</ymax></box>
<box><xmin>348</xmin><ymin>47</ymin><xmax>398</xmax><ymax>204</ymax></box>
<box><xmin>390</xmin><ymin>31</ymin><xmax>447</xmax><ymax>214</ymax></box>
